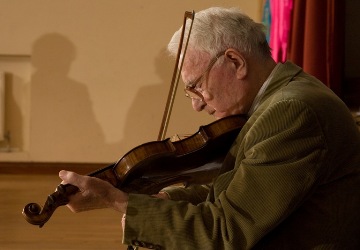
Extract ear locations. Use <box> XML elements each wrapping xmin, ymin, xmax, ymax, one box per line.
<box><xmin>224</xmin><ymin>49</ymin><xmax>247</xmax><ymax>79</ymax></box>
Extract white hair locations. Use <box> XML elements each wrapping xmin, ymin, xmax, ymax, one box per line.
<box><xmin>168</xmin><ymin>7</ymin><xmax>271</xmax><ymax>58</ymax></box>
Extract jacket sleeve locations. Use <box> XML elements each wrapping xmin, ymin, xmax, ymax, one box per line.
<box><xmin>161</xmin><ymin>184</ymin><xmax>211</xmax><ymax>204</ymax></box>
<box><xmin>122</xmin><ymin>99</ymin><xmax>328</xmax><ymax>249</ymax></box>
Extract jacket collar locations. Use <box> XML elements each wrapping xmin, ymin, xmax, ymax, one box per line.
<box><xmin>258</xmin><ymin>61</ymin><xmax>303</xmax><ymax>106</ymax></box>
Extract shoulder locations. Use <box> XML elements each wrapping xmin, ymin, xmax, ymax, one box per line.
<box><xmin>257</xmin><ymin>61</ymin><xmax>347</xmax><ymax>128</ymax></box>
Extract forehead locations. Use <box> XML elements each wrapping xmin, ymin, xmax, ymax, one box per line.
<box><xmin>181</xmin><ymin>50</ymin><xmax>211</xmax><ymax>81</ymax></box>
<box><xmin>183</xmin><ymin>49</ymin><xmax>211</xmax><ymax>67</ymax></box>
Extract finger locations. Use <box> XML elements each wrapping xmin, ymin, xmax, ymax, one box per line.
<box><xmin>59</xmin><ymin>170</ymin><xmax>71</xmax><ymax>182</ymax></box>
<box><xmin>59</xmin><ymin>170</ymin><xmax>83</xmax><ymax>187</ymax></box>
<box><xmin>152</xmin><ymin>192</ymin><xmax>170</xmax><ymax>200</ymax></box>
<box><xmin>59</xmin><ymin>170</ymin><xmax>68</xmax><ymax>184</ymax></box>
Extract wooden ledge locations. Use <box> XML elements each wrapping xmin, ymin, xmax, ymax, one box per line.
<box><xmin>0</xmin><ymin>162</ymin><xmax>111</xmax><ymax>175</ymax></box>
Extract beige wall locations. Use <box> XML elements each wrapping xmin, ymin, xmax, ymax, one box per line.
<box><xmin>0</xmin><ymin>0</ymin><xmax>262</xmax><ymax>163</ymax></box>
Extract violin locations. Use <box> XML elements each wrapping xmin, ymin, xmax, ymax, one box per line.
<box><xmin>23</xmin><ymin>10</ymin><xmax>248</xmax><ymax>229</ymax></box>
<box><xmin>22</xmin><ymin>114</ymin><xmax>247</xmax><ymax>227</ymax></box>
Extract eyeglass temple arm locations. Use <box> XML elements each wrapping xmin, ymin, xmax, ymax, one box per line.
<box><xmin>157</xmin><ymin>10</ymin><xmax>195</xmax><ymax>141</ymax></box>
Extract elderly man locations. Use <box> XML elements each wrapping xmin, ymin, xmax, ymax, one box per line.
<box><xmin>60</xmin><ymin>7</ymin><xmax>360</xmax><ymax>249</ymax></box>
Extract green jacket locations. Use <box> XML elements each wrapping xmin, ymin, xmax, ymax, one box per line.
<box><xmin>123</xmin><ymin>62</ymin><xmax>360</xmax><ymax>249</ymax></box>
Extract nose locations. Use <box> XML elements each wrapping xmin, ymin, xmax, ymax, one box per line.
<box><xmin>191</xmin><ymin>98</ymin><xmax>206</xmax><ymax>112</ymax></box>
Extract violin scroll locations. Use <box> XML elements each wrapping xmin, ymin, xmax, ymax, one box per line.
<box><xmin>22</xmin><ymin>183</ymin><xmax>79</xmax><ymax>227</ymax></box>
<box><xmin>22</xmin><ymin>114</ymin><xmax>247</xmax><ymax>227</ymax></box>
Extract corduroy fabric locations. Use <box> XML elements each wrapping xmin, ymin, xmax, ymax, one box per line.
<box><xmin>123</xmin><ymin>62</ymin><xmax>360</xmax><ymax>250</ymax></box>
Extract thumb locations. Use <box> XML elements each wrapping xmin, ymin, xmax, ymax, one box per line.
<box><xmin>59</xmin><ymin>170</ymin><xmax>81</xmax><ymax>186</ymax></box>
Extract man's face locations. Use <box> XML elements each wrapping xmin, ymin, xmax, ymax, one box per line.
<box><xmin>181</xmin><ymin>49</ymin><xmax>253</xmax><ymax>119</ymax></box>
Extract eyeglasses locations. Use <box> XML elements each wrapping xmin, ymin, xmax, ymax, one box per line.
<box><xmin>184</xmin><ymin>52</ymin><xmax>225</xmax><ymax>102</ymax></box>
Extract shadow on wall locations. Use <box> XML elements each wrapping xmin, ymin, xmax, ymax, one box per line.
<box><xmin>0</xmin><ymin>73</ymin><xmax>23</xmax><ymax>152</ymax></box>
<box><xmin>29</xmin><ymin>33</ymin><xmax>174</xmax><ymax>163</ymax></box>
<box><xmin>121</xmin><ymin>47</ymin><xmax>174</xmax><ymax>147</ymax></box>
<box><xmin>30</xmin><ymin>33</ymin><xmax>108</xmax><ymax>162</ymax></box>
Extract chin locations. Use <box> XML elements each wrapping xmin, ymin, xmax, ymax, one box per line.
<box><xmin>214</xmin><ymin>111</ymin><xmax>241</xmax><ymax>120</ymax></box>
<box><xmin>212</xmin><ymin>113</ymin><xmax>226</xmax><ymax>120</ymax></box>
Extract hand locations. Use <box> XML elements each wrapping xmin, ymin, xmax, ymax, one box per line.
<box><xmin>59</xmin><ymin>170</ymin><xmax>128</xmax><ymax>214</ymax></box>
<box><xmin>152</xmin><ymin>192</ymin><xmax>170</xmax><ymax>200</ymax></box>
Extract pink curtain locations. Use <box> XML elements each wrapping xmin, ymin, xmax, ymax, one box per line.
<box><xmin>269</xmin><ymin>0</ymin><xmax>294</xmax><ymax>63</ymax></box>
